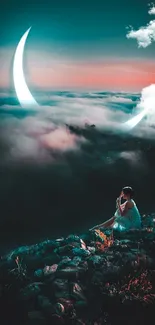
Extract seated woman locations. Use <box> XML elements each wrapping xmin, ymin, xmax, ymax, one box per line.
<box><xmin>90</xmin><ymin>186</ymin><xmax>142</xmax><ymax>232</ymax></box>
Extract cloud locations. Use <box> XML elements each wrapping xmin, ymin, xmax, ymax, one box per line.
<box><xmin>40</xmin><ymin>127</ymin><xmax>86</xmax><ymax>151</ymax></box>
<box><xmin>125</xmin><ymin>5</ymin><xmax>155</xmax><ymax>137</ymax></box>
<box><xmin>126</xmin><ymin>4</ymin><xmax>155</xmax><ymax>48</ymax></box>
<box><xmin>108</xmin><ymin>97</ymin><xmax>133</xmax><ymax>104</ymax></box>
<box><xmin>119</xmin><ymin>150</ymin><xmax>142</xmax><ymax>166</ymax></box>
<box><xmin>123</xmin><ymin>83</ymin><xmax>155</xmax><ymax>131</ymax></box>
<box><xmin>1</xmin><ymin>89</ymin><xmax>155</xmax><ymax>168</ymax></box>
<box><xmin>1</xmin><ymin>90</ymin><xmax>149</xmax><ymax>164</ymax></box>
<box><xmin>148</xmin><ymin>4</ymin><xmax>155</xmax><ymax>15</ymax></box>
<box><xmin>0</xmin><ymin>91</ymin><xmax>126</xmax><ymax>165</ymax></box>
<box><xmin>1</xmin><ymin>91</ymin><xmax>154</xmax><ymax>237</ymax></box>
<box><xmin>126</xmin><ymin>21</ymin><xmax>155</xmax><ymax>48</ymax></box>
<box><xmin>10</xmin><ymin>134</ymin><xmax>51</xmax><ymax>162</ymax></box>
<box><xmin>0</xmin><ymin>114</ymin><xmax>86</xmax><ymax>165</ymax></box>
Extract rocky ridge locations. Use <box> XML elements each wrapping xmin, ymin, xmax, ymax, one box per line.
<box><xmin>0</xmin><ymin>214</ymin><xmax>155</xmax><ymax>324</ymax></box>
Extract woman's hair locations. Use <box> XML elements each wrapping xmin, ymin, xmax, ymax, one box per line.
<box><xmin>122</xmin><ymin>186</ymin><xmax>134</xmax><ymax>198</ymax></box>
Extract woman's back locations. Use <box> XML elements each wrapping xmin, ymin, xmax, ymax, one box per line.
<box><xmin>114</xmin><ymin>199</ymin><xmax>141</xmax><ymax>230</ymax></box>
<box><xmin>125</xmin><ymin>199</ymin><xmax>141</xmax><ymax>228</ymax></box>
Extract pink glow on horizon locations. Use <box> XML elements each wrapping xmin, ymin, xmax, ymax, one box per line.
<box><xmin>21</xmin><ymin>59</ymin><xmax>155</xmax><ymax>91</ymax></box>
<box><xmin>0</xmin><ymin>47</ymin><xmax>155</xmax><ymax>91</ymax></box>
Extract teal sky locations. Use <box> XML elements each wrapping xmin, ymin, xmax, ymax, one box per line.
<box><xmin>0</xmin><ymin>0</ymin><xmax>154</xmax><ymax>59</ymax></box>
<box><xmin>0</xmin><ymin>0</ymin><xmax>155</xmax><ymax>91</ymax></box>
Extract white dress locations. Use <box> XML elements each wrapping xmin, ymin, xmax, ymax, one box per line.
<box><xmin>113</xmin><ymin>199</ymin><xmax>141</xmax><ymax>231</ymax></box>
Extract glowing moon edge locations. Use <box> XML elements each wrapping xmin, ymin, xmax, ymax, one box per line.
<box><xmin>13</xmin><ymin>27</ymin><xmax>39</xmax><ymax>108</ymax></box>
<box><xmin>13</xmin><ymin>27</ymin><xmax>148</xmax><ymax>129</ymax></box>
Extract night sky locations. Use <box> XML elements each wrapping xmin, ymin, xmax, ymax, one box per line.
<box><xmin>0</xmin><ymin>0</ymin><xmax>155</xmax><ymax>253</ymax></box>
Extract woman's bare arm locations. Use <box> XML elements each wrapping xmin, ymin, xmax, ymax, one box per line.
<box><xmin>117</xmin><ymin>200</ymin><xmax>133</xmax><ymax>216</ymax></box>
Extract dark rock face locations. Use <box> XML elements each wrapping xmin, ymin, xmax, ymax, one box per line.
<box><xmin>1</xmin><ymin>214</ymin><xmax>155</xmax><ymax>324</ymax></box>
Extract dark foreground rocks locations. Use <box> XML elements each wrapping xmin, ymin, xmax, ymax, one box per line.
<box><xmin>1</xmin><ymin>214</ymin><xmax>155</xmax><ymax>324</ymax></box>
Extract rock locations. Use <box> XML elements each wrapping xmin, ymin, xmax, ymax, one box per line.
<box><xmin>56</xmin><ymin>266</ymin><xmax>80</xmax><ymax>279</ymax></box>
<box><xmin>2</xmin><ymin>213</ymin><xmax>155</xmax><ymax>325</ymax></box>
<box><xmin>34</xmin><ymin>269</ymin><xmax>44</xmax><ymax>278</ymax></box>
<box><xmin>57</xmin><ymin>256</ymin><xmax>72</xmax><ymax>269</ymax></box>
<box><xmin>43</xmin><ymin>264</ymin><xmax>58</xmax><ymax>276</ymax></box>
<box><xmin>57</xmin><ymin>297</ymin><xmax>74</xmax><ymax>312</ymax></box>
<box><xmin>87</xmin><ymin>246</ymin><xmax>96</xmax><ymax>253</ymax></box>
<box><xmin>72</xmin><ymin>247</ymin><xmax>91</xmax><ymax>257</ymax></box>
<box><xmin>37</xmin><ymin>239</ymin><xmax>63</xmax><ymax>252</ymax></box>
<box><xmin>53</xmin><ymin>302</ymin><xmax>65</xmax><ymax>315</ymax></box>
<box><xmin>65</xmin><ymin>235</ymin><xmax>87</xmax><ymax>250</ymax></box>
<box><xmin>53</xmin><ymin>278</ymin><xmax>69</xmax><ymax>291</ymax></box>
<box><xmin>34</xmin><ymin>264</ymin><xmax>57</xmax><ymax>280</ymax></box>
<box><xmin>66</xmin><ymin>235</ymin><xmax>81</xmax><ymax>244</ymax></box>
<box><xmin>80</xmin><ymin>239</ymin><xmax>87</xmax><ymax>250</ymax></box>
<box><xmin>55</xmin><ymin>238</ymin><xmax>65</xmax><ymax>243</ymax></box>
<box><xmin>69</xmin><ymin>256</ymin><xmax>82</xmax><ymax>266</ymax></box>
<box><xmin>54</xmin><ymin>245</ymin><xmax>74</xmax><ymax>256</ymax></box>
<box><xmin>58</xmin><ymin>256</ymin><xmax>83</xmax><ymax>269</ymax></box>
<box><xmin>71</xmin><ymin>282</ymin><xmax>87</xmax><ymax>301</ymax></box>
<box><xmin>52</xmin><ymin>278</ymin><xmax>70</xmax><ymax>298</ymax></box>
<box><xmin>20</xmin><ymin>282</ymin><xmax>44</xmax><ymax>300</ymax></box>
<box><xmin>87</xmin><ymin>255</ymin><xmax>104</xmax><ymax>267</ymax></box>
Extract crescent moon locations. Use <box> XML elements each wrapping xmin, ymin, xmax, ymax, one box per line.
<box><xmin>13</xmin><ymin>28</ymin><xmax>148</xmax><ymax>129</ymax></box>
<box><xmin>13</xmin><ymin>27</ymin><xmax>39</xmax><ymax>108</ymax></box>
<box><xmin>122</xmin><ymin>106</ymin><xmax>149</xmax><ymax>130</ymax></box>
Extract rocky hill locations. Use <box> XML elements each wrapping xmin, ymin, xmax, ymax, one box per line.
<box><xmin>0</xmin><ymin>214</ymin><xmax>155</xmax><ymax>325</ymax></box>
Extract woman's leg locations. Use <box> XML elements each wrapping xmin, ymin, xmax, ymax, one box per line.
<box><xmin>99</xmin><ymin>216</ymin><xmax>116</xmax><ymax>229</ymax></box>
<box><xmin>90</xmin><ymin>216</ymin><xmax>116</xmax><ymax>230</ymax></box>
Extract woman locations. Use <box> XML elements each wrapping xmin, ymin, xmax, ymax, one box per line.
<box><xmin>90</xmin><ymin>186</ymin><xmax>142</xmax><ymax>231</ymax></box>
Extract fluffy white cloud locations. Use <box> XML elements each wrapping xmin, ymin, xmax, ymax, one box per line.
<box><xmin>1</xmin><ymin>90</ymin><xmax>155</xmax><ymax>164</ymax></box>
<box><xmin>148</xmin><ymin>4</ymin><xmax>155</xmax><ymax>15</ymax></box>
<box><xmin>126</xmin><ymin>20</ymin><xmax>155</xmax><ymax>48</ymax></box>
<box><xmin>0</xmin><ymin>114</ymin><xmax>87</xmax><ymax>164</ymax></box>
<box><xmin>126</xmin><ymin>4</ymin><xmax>155</xmax><ymax>48</ymax></box>
<box><xmin>125</xmin><ymin>5</ymin><xmax>155</xmax><ymax>136</ymax></box>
